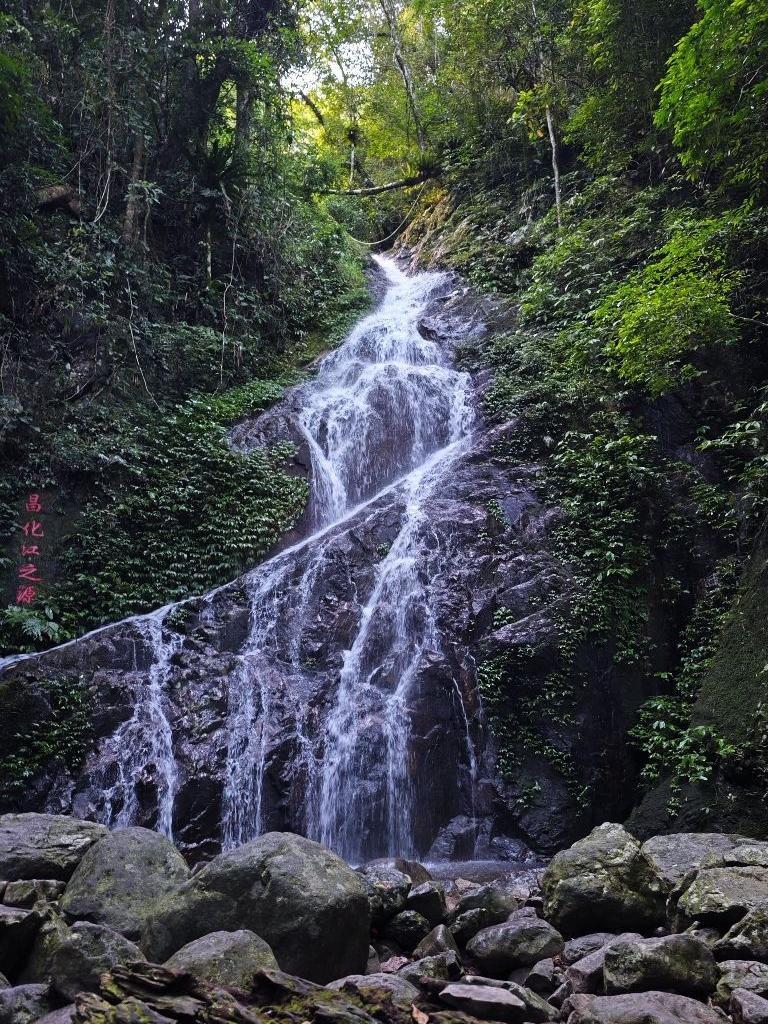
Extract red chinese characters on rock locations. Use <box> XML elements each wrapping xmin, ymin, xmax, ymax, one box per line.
<box><xmin>16</xmin><ymin>494</ymin><xmax>45</xmax><ymax>605</ymax></box>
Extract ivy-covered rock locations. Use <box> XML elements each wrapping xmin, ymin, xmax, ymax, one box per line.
<box><xmin>60</xmin><ymin>827</ymin><xmax>190</xmax><ymax>941</ymax></box>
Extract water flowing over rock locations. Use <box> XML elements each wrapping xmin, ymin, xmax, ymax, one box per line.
<box><xmin>0</xmin><ymin>256</ymin><xmax>638</xmax><ymax>861</ymax></box>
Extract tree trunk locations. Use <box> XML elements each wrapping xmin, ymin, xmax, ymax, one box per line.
<box><xmin>122</xmin><ymin>133</ymin><xmax>145</xmax><ymax>245</ymax></box>
<box><xmin>377</xmin><ymin>0</ymin><xmax>427</xmax><ymax>151</ymax></box>
<box><xmin>545</xmin><ymin>105</ymin><xmax>562</xmax><ymax>230</ymax></box>
<box><xmin>324</xmin><ymin>173</ymin><xmax>428</xmax><ymax>196</ymax></box>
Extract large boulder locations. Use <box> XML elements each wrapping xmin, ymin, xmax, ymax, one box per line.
<box><xmin>459</xmin><ymin>976</ymin><xmax>558</xmax><ymax>1023</ymax></box>
<box><xmin>60</xmin><ymin>828</ymin><xmax>189</xmax><ymax>942</ymax></box>
<box><xmin>639</xmin><ymin>833</ymin><xmax>745</xmax><ymax>894</ymax></box>
<box><xmin>17</xmin><ymin>910</ymin><xmax>70</xmax><ymax>985</ymax></box>
<box><xmin>566</xmin><ymin>934</ymin><xmax>643</xmax><ymax>995</ymax></box>
<box><xmin>717</xmin><ymin>908</ymin><xmax>768</xmax><ymax>961</ymax></box>
<box><xmin>563</xmin><ymin>990</ymin><xmax>725</xmax><ymax>1023</ymax></box>
<box><xmin>451</xmin><ymin>908</ymin><xmax>491</xmax><ymax>945</ymax></box>
<box><xmin>541</xmin><ymin>823</ymin><xmax>663</xmax><ymax>936</ymax></box>
<box><xmin>0</xmin><ymin>816</ymin><xmax>107</xmax><ymax>883</ymax></box>
<box><xmin>398</xmin><ymin>951</ymin><xmax>462</xmax><ymax>985</ymax></box>
<box><xmin>142</xmin><ymin>832</ymin><xmax>370</xmax><ymax>983</ymax></box>
<box><xmin>49</xmin><ymin>923</ymin><xmax>145</xmax><ymax>1001</ymax></box>
<box><xmin>0</xmin><ymin>983</ymin><xmax>51</xmax><ymax>1024</ymax></box>
<box><xmin>671</xmin><ymin>845</ymin><xmax>768</xmax><ymax>931</ymax></box>
<box><xmin>563</xmin><ymin>933</ymin><xmax>622</xmax><ymax>965</ymax></box>
<box><xmin>466</xmin><ymin>912</ymin><xmax>563</xmax><ymax>974</ymax></box>
<box><xmin>164</xmin><ymin>930</ymin><xmax>278</xmax><ymax>989</ymax></box>
<box><xmin>602</xmin><ymin>934</ymin><xmax>718</xmax><ymax>997</ymax></box>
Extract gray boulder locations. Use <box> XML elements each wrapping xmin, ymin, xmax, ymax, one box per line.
<box><xmin>414</xmin><ymin>924</ymin><xmax>460</xmax><ymax>959</ymax></box>
<box><xmin>541</xmin><ymin>823</ymin><xmax>663</xmax><ymax>936</ymax></box>
<box><xmin>563</xmin><ymin>990</ymin><xmax>725</xmax><ymax>1023</ymax></box>
<box><xmin>164</xmin><ymin>929</ymin><xmax>277</xmax><ymax>989</ymax></box>
<box><xmin>466</xmin><ymin>913</ymin><xmax>563</xmax><ymax>974</ymax></box>
<box><xmin>362</xmin><ymin>858</ymin><xmax>431</xmax><ymax>886</ymax></box>
<box><xmin>0</xmin><ymin>906</ymin><xmax>41</xmax><ymax>978</ymax></box>
<box><xmin>0</xmin><ymin>816</ymin><xmax>107</xmax><ymax>882</ymax></box>
<box><xmin>60</xmin><ymin>827</ymin><xmax>189</xmax><ymax>941</ymax></box>
<box><xmin>381</xmin><ymin>910</ymin><xmax>431</xmax><ymax>950</ymax></box>
<box><xmin>17</xmin><ymin>910</ymin><xmax>70</xmax><ymax>984</ymax></box>
<box><xmin>460</xmin><ymin>976</ymin><xmax>557</xmax><ymax>1022</ymax></box>
<box><xmin>36</xmin><ymin>1008</ymin><xmax>76</xmax><ymax>1024</ymax></box>
<box><xmin>602</xmin><ymin>933</ymin><xmax>717</xmax><ymax>997</ymax></box>
<box><xmin>566</xmin><ymin>934</ymin><xmax>643</xmax><ymax>995</ymax></box>
<box><xmin>450</xmin><ymin>907</ymin><xmax>491</xmax><ymax>944</ymax></box>
<box><xmin>0</xmin><ymin>983</ymin><xmax>51</xmax><ymax>1024</ymax></box>
<box><xmin>717</xmin><ymin>960</ymin><xmax>768</xmax><ymax>1006</ymax></box>
<box><xmin>406</xmin><ymin>882</ymin><xmax>446</xmax><ymax>926</ymax></box>
<box><xmin>732</xmin><ymin>988</ymin><xmax>768</xmax><ymax>1024</ymax></box>
<box><xmin>716</xmin><ymin>907</ymin><xmax>768</xmax><ymax>961</ymax></box>
<box><xmin>142</xmin><ymin>832</ymin><xmax>369</xmax><ymax>983</ymax></box>
<box><xmin>327</xmin><ymin>972</ymin><xmax>419</xmax><ymax>1005</ymax></box>
<box><xmin>639</xmin><ymin>833</ymin><xmax>745</xmax><ymax>893</ymax></box>
<box><xmin>670</xmin><ymin>843</ymin><xmax>768</xmax><ymax>931</ymax></box>
<box><xmin>356</xmin><ymin>863</ymin><xmax>411</xmax><ymax>925</ymax></box>
<box><xmin>2</xmin><ymin>881</ymin><xmax>64</xmax><ymax>909</ymax></box>
<box><xmin>448</xmin><ymin>875</ymin><xmax>520</xmax><ymax>927</ymax></box>
<box><xmin>524</xmin><ymin>957</ymin><xmax>560</xmax><ymax>996</ymax></box>
<box><xmin>439</xmin><ymin>982</ymin><xmax>526</xmax><ymax>1022</ymax></box>
<box><xmin>398</xmin><ymin>951</ymin><xmax>462</xmax><ymax>985</ymax></box>
<box><xmin>563</xmin><ymin>933</ymin><xmax>622</xmax><ymax>965</ymax></box>
<box><xmin>49</xmin><ymin>922</ymin><xmax>145</xmax><ymax>1000</ymax></box>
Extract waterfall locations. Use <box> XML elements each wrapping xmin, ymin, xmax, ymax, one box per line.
<box><xmin>217</xmin><ymin>256</ymin><xmax>477</xmax><ymax>860</ymax></box>
<box><xmin>2</xmin><ymin>256</ymin><xmax>489</xmax><ymax>862</ymax></box>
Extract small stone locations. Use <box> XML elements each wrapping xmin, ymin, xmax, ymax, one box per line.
<box><xmin>450</xmin><ymin>907</ymin><xmax>490</xmax><ymax>945</ymax></box>
<box><xmin>380</xmin><ymin>955</ymin><xmax>410</xmax><ymax>973</ymax></box>
<box><xmin>381</xmin><ymin>910</ymin><xmax>431</xmax><ymax>951</ymax></box>
<box><xmin>406</xmin><ymin>882</ymin><xmax>447</xmax><ymax>926</ymax></box>
<box><xmin>448</xmin><ymin>876</ymin><xmax>520</xmax><ymax>927</ymax></box>
<box><xmin>732</xmin><ymin>987</ymin><xmax>768</xmax><ymax>1024</ymax></box>
<box><xmin>466</xmin><ymin>915</ymin><xmax>563</xmax><ymax>975</ymax></box>
<box><xmin>439</xmin><ymin>982</ymin><xmax>526</xmax><ymax>1022</ymax></box>
<box><xmin>327</xmin><ymin>972</ymin><xmax>420</xmax><ymax>1005</ymax></box>
<box><xmin>365</xmin><ymin>946</ymin><xmax>380</xmax><ymax>975</ymax></box>
<box><xmin>2</xmin><ymin>881</ymin><xmax>64</xmax><ymax>909</ymax></box>
<box><xmin>414</xmin><ymin>924</ymin><xmax>461</xmax><ymax>959</ymax></box>
<box><xmin>398</xmin><ymin>952</ymin><xmax>462</xmax><ymax>985</ymax></box>
<box><xmin>524</xmin><ymin>957</ymin><xmax>558</xmax><ymax>996</ymax></box>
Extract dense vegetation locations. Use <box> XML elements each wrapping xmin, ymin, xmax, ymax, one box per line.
<box><xmin>1</xmin><ymin>0</ymin><xmax>767</xmax><ymax>829</ymax></box>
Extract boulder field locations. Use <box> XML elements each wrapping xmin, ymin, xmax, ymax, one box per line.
<box><xmin>4</xmin><ymin>815</ymin><xmax>768</xmax><ymax>1022</ymax></box>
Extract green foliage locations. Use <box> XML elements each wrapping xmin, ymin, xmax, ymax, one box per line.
<box><xmin>595</xmin><ymin>215</ymin><xmax>741</xmax><ymax>393</ymax></box>
<box><xmin>656</xmin><ymin>0</ymin><xmax>768</xmax><ymax>196</ymax></box>
<box><xmin>0</xmin><ymin>675</ymin><xmax>91</xmax><ymax>800</ymax></box>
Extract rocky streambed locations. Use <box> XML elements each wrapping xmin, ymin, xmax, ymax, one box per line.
<box><xmin>3</xmin><ymin>815</ymin><xmax>768</xmax><ymax>1023</ymax></box>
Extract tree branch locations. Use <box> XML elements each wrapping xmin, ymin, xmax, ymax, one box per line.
<box><xmin>323</xmin><ymin>173</ymin><xmax>428</xmax><ymax>196</ymax></box>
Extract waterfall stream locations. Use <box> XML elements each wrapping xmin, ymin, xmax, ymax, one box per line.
<box><xmin>2</xmin><ymin>256</ymin><xmax>491</xmax><ymax>863</ymax></box>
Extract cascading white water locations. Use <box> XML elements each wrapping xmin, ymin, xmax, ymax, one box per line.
<box><xmin>218</xmin><ymin>256</ymin><xmax>477</xmax><ymax>858</ymax></box>
<box><xmin>1</xmin><ymin>256</ymin><xmax>483</xmax><ymax>860</ymax></box>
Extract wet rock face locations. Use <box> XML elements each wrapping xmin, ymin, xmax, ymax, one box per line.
<box><xmin>0</xmin><ymin>262</ymin><xmax>649</xmax><ymax>863</ymax></box>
